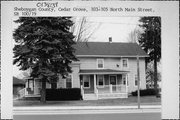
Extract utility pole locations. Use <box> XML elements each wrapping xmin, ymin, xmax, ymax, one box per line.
<box><xmin>137</xmin><ymin>55</ymin><xmax>140</xmax><ymax>109</ymax></box>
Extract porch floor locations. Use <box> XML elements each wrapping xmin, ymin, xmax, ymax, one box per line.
<box><xmin>24</xmin><ymin>94</ymin><xmax>40</xmax><ymax>97</ymax></box>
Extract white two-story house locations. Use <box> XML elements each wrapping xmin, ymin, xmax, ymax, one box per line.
<box><xmin>20</xmin><ymin>40</ymin><xmax>148</xmax><ymax>100</ymax></box>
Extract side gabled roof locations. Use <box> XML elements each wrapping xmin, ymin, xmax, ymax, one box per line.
<box><xmin>73</xmin><ymin>42</ymin><xmax>148</xmax><ymax>57</ymax></box>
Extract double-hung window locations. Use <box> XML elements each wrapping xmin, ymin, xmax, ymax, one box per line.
<box><xmin>66</xmin><ymin>75</ymin><xmax>72</xmax><ymax>88</ymax></box>
<box><xmin>122</xmin><ymin>58</ymin><xmax>128</xmax><ymax>68</ymax></box>
<box><xmin>97</xmin><ymin>59</ymin><xmax>104</xmax><ymax>69</ymax></box>
<box><xmin>97</xmin><ymin>75</ymin><xmax>104</xmax><ymax>87</ymax></box>
<box><xmin>135</xmin><ymin>74</ymin><xmax>140</xmax><ymax>86</ymax></box>
<box><xmin>51</xmin><ymin>82</ymin><xmax>57</xmax><ymax>89</ymax></box>
<box><xmin>135</xmin><ymin>75</ymin><xmax>138</xmax><ymax>86</ymax></box>
<box><xmin>122</xmin><ymin>75</ymin><xmax>127</xmax><ymax>85</ymax></box>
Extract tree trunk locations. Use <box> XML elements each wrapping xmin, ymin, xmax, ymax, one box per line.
<box><xmin>40</xmin><ymin>78</ymin><xmax>46</xmax><ymax>103</ymax></box>
<box><xmin>153</xmin><ymin>30</ymin><xmax>158</xmax><ymax>96</ymax></box>
<box><xmin>144</xmin><ymin>48</ymin><xmax>148</xmax><ymax>70</ymax></box>
<box><xmin>154</xmin><ymin>58</ymin><xmax>158</xmax><ymax>96</ymax></box>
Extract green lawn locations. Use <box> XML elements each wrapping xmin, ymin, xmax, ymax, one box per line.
<box><xmin>13</xmin><ymin>96</ymin><xmax>161</xmax><ymax>107</ymax></box>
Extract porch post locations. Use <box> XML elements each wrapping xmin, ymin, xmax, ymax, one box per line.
<box><xmin>94</xmin><ymin>74</ymin><xmax>98</xmax><ymax>99</ymax></box>
<box><xmin>80</xmin><ymin>85</ymin><xmax>84</xmax><ymax>99</ymax></box>
<box><xmin>125</xmin><ymin>74</ymin><xmax>128</xmax><ymax>93</ymax></box>
<box><xmin>94</xmin><ymin>74</ymin><xmax>97</xmax><ymax>92</ymax></box>
<box><xmin>25</xmin><ymin>79</ymin><xmax>28</xmax><ymax>95</ymax></box>
<box><xmin>27</xmin><ymin>79</ymin><xmax>29</xmax><ymax>88</ymax></box>
<box><xmin>94</xmin><ymin>74</ymin><xmax>96</xmax><ymax>90</ymax></box>
<box><xmin>110</xmin><ymin>84</ymin><xmax>112</xmax><ymax>93</ymax></box>
<box><xmin>34</xmin><ymin>79</ymin><xmax>36</xmax><ymax>94</ymax></box>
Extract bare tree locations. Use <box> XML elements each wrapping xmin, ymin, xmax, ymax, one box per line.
<box><xmin>71</xmin><ymin>17</ymin><xmax>101</xmax><ymax>42</ymax></box>
<box><xmin>127</xmin><ymin>27</ymin><xmax>142</xmax><ymax>43</ymax></box>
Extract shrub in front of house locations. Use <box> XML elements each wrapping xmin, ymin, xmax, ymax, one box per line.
<box><xmin>46</xmin><ymin>88</ymin><xmax>82</xmax><ymax>101</ymax></box>
<box><xmin>131</xmin><ymin>89</ymin><xmax>156</xmax><ymax>96</ymax></box>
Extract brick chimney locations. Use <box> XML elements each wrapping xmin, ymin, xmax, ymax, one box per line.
<box><xmin>109</xmin><ymin>37</ymin><xmax>112</xmax><ymax>43</ymax></box>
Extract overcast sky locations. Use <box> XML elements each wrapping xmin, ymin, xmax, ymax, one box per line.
<box><xmin>87</xmin><ymin>17</ymin><xmax>140</xmax><ymax>42</ymax></box>
<box><xmin>13</xmin><ymin>17</ymin><xmax>140</xmax><ymax>78</ymax></box>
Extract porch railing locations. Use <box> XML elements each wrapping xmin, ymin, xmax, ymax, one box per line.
<box><xmin>96</xmin><ymin>85</ymin><xmax>127</xmax><ymax>94</ymax></box>
<box><xmin>18</xmin><ymin>88</ymin><xmax>26</xmax><ymax>98</ymax></box>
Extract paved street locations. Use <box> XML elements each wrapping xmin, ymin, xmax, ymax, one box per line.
<box><xmin>13</xmin><ymin>106</ymin><xmax>161</xmax><ymax>120</ymax></box>
<box><xmin>13</xmin><ymin>105</ymin><xmax>161</xmax><ymax>115</ymax></box>
<box><xmin>14</xmin><ymin>112</ymin><xmax>161</xmax><ymax>120</ymax></box>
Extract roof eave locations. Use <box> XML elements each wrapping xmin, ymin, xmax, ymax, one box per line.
<box><xmin>76</xmin><ymin>55</ymin><xmax>149</xmax><ymax>58</ymax></box>
<box><xmin>79</xmin><ymin>71</ymin><xmax>129</xmax><ymax>75</ymax></box>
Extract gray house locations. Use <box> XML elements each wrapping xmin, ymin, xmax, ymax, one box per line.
<box><xmin>19</xmin><ymin>41</ymin><xmax>148</xmax><ymax>100</ymax></box>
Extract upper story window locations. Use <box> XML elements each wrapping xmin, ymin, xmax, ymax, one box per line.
<box><xmin>97</xmin><ymin>59</ymin><xmax>104</xmax><ymax>69</ymax></box>
<box><xmin>122</xmin><ymin>58</ymin><xmax>128</xmax><ymax>68</ymax></box>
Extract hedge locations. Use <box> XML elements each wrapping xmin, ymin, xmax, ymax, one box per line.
<box><xmin>46</xmin><ymin>88</ymin><xmax>82</xmax><ymax>101</ymax></box>
<box><xmin>131</xmin><ymin>89</ymin><xmax>156</xmax><ymax>96</ymax></box>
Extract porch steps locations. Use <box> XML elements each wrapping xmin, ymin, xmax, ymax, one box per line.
<box><xmin>17</xmin><ymin>95</ymin><xmax>40</xmax><ymax>101</ymax></box>
<box><xmin>83</xmin><ymin>94</ymin><xmax>98</xmax><ymax>100</ymax></box>
<box><xmin>98</xmin><ymin>93</ymin><xmax>128</xmax><ymax>99</ymax></box>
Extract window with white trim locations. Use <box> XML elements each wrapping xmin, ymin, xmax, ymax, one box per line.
<box><xmin>122</xmin><ymin>75</ymin><xmax>128</xmax><ymax>86</ymax></box>
<box><xmin>135</xmin><ymin>75</ymin><xmax>138</xmax><ymax>86</ymax></box>
<box><xmin>97</xmin><ymin>75</ymin><xmax>104</xmax><ymax>87</ymax></box>
<box><xmin>83</xmin><ymin>75</ymin><xmax>90</xmax><ymax>88</ymax></box>
<box><xmin>122</xmin><ymin>75</ymin><xmax>126</xmax><ymax>85</ymax></box>
<box><xmin>97</xmin><ymin>59</ymin><xmax>104</xmax><ymax>69</ymax></box>
<box><xmin>66</xmin><ymin>75</ymin><xmax>72</xmax><ymax>88</ymax></box>
<box><xmin>51</xmin><ymin>82</ymin><xmax>57</xmax><ymax>89</ymax></box>
<box><xmin>122</xmin><ymin>59</ymin><xmax>128</xmax><ymax>68</ymax></box>
<box><xmin>135</xmin><ymin>74</ymin><xmax>141</xmax><ymax>86</ymax></box>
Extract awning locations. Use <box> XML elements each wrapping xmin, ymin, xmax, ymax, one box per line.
<box><xmin>79</xmin><ymin>69</ymin><xmax>129</xmax><ymax>75</ymax></box>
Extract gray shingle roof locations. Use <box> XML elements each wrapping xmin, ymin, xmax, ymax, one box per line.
<box><xmin>73</xmin><ymin>42</ymin><xmax>148</xmax><ymax>57</ymax></box>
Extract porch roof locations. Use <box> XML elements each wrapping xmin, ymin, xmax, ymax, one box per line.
<box><xmin>13</xmin><ymin>76</ymin><xmax>25</xmax><ymax>85</ymax></box>
<box><xmin>79</xmin><ymin>69</ymin><xmax>129</xmax><ymax>75</ymax></box>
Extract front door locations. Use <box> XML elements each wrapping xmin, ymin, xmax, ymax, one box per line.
<box><xmin>27</xmin><ymin>79</ymin><xmax>34</xmax><ymax>94</ymax></box>
<box><xmin>110</xmin><ymin>76</ymin><xmax>117</xmax><ymax>91</ymax></box>
<box><xmin>34</xmin><ymin>79</ymin><xmax>41</xmax><ymax>95</ymax></box>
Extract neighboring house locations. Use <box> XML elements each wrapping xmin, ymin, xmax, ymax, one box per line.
<box><xmin>19</xmin><ymin>40</ymin><xmax>148</xmax><ymax>100</ymax></box>
<box><xmin>13</xmin><ymin>76</ymin><xmax>25</xmax><ymax>96</ymax></box>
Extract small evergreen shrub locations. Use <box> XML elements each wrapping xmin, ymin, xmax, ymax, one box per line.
<box><xmin>131</xmin><ymin>89</ymin><xmax>156</xmax><ymax>96</ymax></box>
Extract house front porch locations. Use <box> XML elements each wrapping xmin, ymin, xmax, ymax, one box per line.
<box><xmin>18</xmin><ymin>78</ymin><xmax>41</xmax><ymax>98</ymax></box>
<box><xmin>79</xmin><ymin>69</ymin><xmax>129</xmax><ymax>100</ymax></box>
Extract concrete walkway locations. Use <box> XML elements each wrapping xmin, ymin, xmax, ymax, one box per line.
<box><xmin>13</xmin><ymin>105</ymin><xmax>161</xmax><ymax>115</ymax></box>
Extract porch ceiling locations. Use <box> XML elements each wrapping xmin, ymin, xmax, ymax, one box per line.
<box><xmin>79</xmin><ymin>69</ymin><xmax>129</xmax><ymax>75</ymax></box>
